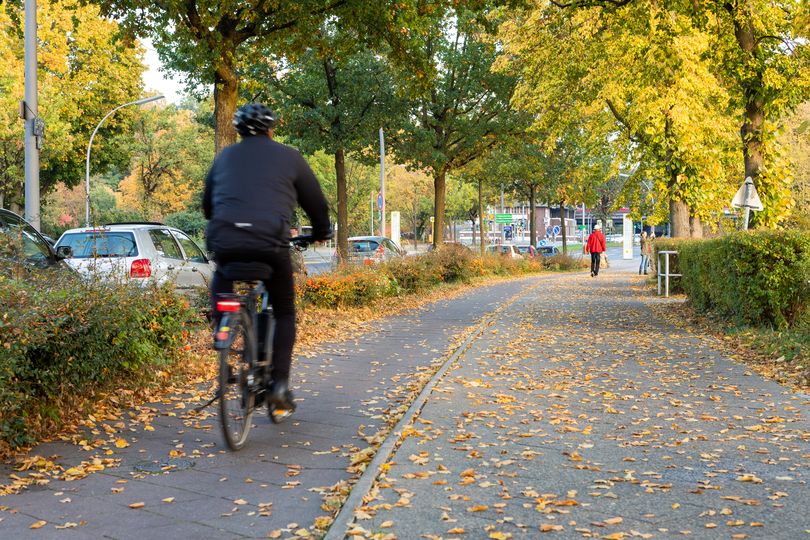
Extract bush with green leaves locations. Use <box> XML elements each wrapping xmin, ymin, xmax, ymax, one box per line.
<box><xmin>0</xmin><ymin>271</ymin><xmax>196</xmax><ymax>451</ymax></box>
<box><xmin>655</xmin><ymin>231</ymin><xmax>810</xmax><ymax>329</ymax></box>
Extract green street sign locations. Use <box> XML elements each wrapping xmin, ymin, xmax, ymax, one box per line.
<box><xmin>495</xmin><ymin>213</ymin><xmax>512</xmax><ymax>224</ymax></box>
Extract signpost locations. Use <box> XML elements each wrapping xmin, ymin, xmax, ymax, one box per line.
<box><xmin>622</xmin><ymin>214</ymin><xmax>633</xmax><ymax>260</ymax></box>
<box><xmin>731</xmin><ymin>176</ymin><xmax>763</xmax><ymax>230</ymax></box>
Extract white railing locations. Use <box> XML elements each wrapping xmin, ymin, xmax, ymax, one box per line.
<box><xmin>657</xmin><ymin>250</ymin><xmax>681</xmax><ymax>297</ymax></box>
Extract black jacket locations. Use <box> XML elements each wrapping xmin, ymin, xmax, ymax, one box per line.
<box><xmin>202</xmin><ymin>136</ymin><xmax>331</xmax><ymax>255</ymax></box>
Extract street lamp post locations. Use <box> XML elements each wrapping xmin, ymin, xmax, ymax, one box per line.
<box><xmin>85</xmin><ymin>95</ymin><xmax>164</xmax><ymax>226</ymax></box>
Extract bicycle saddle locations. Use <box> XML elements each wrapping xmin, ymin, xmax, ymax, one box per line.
<box><xmin>217</xmin><ymin>261</ymin><xmax>273</xmax><ymax>281</ymax></box>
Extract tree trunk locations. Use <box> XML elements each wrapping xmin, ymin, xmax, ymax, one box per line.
<box><xmin>670</xmin><ymin>199</ymin><xmax>690</xmax><ymax>237</ymax></box>
<box><xmin>529</xmin><ymin>185</ymin><xmax>536</xmax><ymax>248</ymax></box>
<box><xmin>335</xmin><ymin>147</ymin><xmax>348</xmax><ymax>264</ymax></box>
<box><xmin>432</xmin><ymin>169</ymin><xmax>446</xmax><ymax>247</ymax></box>
<box><xmin>478</xmin><ymin>177</ymin><xmax>486</xmax><ymax>256</ymax></box>
<box><xmin>214</xmin><ymin>60</ymin><xmax>239</xmax><ymax>154</ymax></box>
<box><xmin>560</xmin><ymin>199</ymin><xmax>567</xmax><ymax>254</ymax></box>
<box><xmin>689</xmin><ymin>214</ymin><xmax>703</xmax><ymax>239</ymax></box>
<box><xmin>729</xmin><ymin>8</ymin><xmax>765</xmax><ymax>188</ymax></box>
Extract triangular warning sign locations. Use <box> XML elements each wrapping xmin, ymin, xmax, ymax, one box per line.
<box><xmin>731</xmin><ymin>177</ymin><xmax>764</xmax><ymax>211</ymax></box>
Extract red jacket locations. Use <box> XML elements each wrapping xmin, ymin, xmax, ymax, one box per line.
<box><xmin>586</xmin><ymin>230</ymin><xmax>606</xmax><ymax>253</ymax></box>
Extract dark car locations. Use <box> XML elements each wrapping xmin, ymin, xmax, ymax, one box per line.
<box><xmin>0</xmin><ymin>209</ymin><xmax>72</xmax><ymax>274</ymax></box>
<box><xmin>537</xmin><ymin>245</ymin><xmax>560</xmax><ymax>257</ymax></box>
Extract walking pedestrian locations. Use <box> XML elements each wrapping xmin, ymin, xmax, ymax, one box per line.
<box><xmin>585</xmin><ymin>223</ymin><xmax>606</xmax><ymax>277</ymax></box>
<box><xmin>648</xmin><ymin>232</ymin><xmax>657</xmax><ymax>274</ymax></box>
<box><xmin>639</xmin><ymin>231</ymin><xmax>650</xmax><ymax>275</ymax></box>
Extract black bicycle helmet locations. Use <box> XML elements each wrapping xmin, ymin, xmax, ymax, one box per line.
<box><xmin>233</xmin><ymin>103</ymin><xmax>277</xmax><ymax>137</ymax></box>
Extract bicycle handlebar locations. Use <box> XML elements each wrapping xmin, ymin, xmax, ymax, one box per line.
<box><xmin>289</xmin><ymin>235</ymin><xmax>317</xmax><ymax>248</ymax></box>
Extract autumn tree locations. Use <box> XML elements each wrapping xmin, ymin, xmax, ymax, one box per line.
<box><xmin>98</xmin><ymin>1</ymin><xmax>457</xmax><ymax>153</ymax></box>
<box><xmin>385</xmin><ymin>163</ymin><xmax>433</xmax><ymax>249</ymax></box>
<box><xmin>0</xmin><ymin>0</ymin><xmax>143</xmax><ymax>210</ymax></box>
<box><xmin>259</xmin><ymin>40</ymin><xmax>399</xmax><ymax>263</ymax></box>
<box><xmin>117</xmin><ymin>106</ymin><xmax>214</xmax><ymax>221</ymax></box>
<box><xmin>392</xmin><ymin>7</ymin><xmax>522</xmax><ymax>247</ymax></box>
<box><xmin>499</xmin><ymin>3</ymin><xmax>739</xmax><ymax>237</ymax></box>
<box><xmin>536</xmin><ymin>0</ymin><xmax>810</xmax><ymax>228</ymax></box>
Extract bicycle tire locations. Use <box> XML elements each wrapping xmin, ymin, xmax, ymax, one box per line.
<box><xmin>219</xmin><ymin>309</ymin><xmax>256</xmax><ymax>450</ymax></box>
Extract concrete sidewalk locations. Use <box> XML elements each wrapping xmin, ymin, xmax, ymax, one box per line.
<box><xmin>353</xmin><ymin>269</ymin><xmax>810</xmax><ymax>539</ymax></box>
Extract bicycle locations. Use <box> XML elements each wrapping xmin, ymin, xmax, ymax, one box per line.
<box><xmin>211</xmin><ymin>236</ymin><xmax>313</xmax><ymax>450</ymax></box>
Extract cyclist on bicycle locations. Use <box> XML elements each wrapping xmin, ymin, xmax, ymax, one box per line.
<box><xmin>203</xmin><ymin>102</ymin><xmax>332</xmax><ymax>411</ymax></box>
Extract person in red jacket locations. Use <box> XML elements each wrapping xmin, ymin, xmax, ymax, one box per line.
<box><xmin>585</xmin><ymin>223</ymin><xmax>607</xmax><ymax>277</ymax></box>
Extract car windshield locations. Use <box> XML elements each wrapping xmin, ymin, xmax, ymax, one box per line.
<box><xmin>0</xmin><ymin>217</ymin><xmax>51</xmax><ymax>262</ymax></box>
<box><xmin>58</xmin><ymin>232</ymin><xmax>138</xmax><ymax>258</ymax></box>
<box><xmin>350</xmin><ymin>240</ymin><xmax>379</xmax><ymax>253</ymax></box>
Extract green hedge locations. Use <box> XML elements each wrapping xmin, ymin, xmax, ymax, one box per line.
<box><xmin>0</xmin><ymin>271</ymin><xmax>196</xmax><ymax>451</ymax></box>
<box><xmin>655</xmin><ymin>231</ymin><xmax>810</xmax><ymax>329</ymax></box>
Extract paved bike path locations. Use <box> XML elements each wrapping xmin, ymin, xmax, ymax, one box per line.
<box><xmin>0</xmin><ymin>277</ymin><xmax>539</xmax><ymax>539</ymax></box>
<box><xmin>355</xmin><ymin>270</ymin><xmax>810</xmax><ymax>539</ymax></box>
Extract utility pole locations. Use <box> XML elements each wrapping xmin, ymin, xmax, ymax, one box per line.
<box><xmin>379</xmin><ymin>128</ymin><xmax>385</xmax><ymax>238</ymax></box>
<box><xmin>23</xmin><ymin>0</ymin><xmax>40</xmax><ymax>229</ymax></box>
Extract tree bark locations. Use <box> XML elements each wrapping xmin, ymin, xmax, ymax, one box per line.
<box><xmin>214</xmin><ymin>60</ymin><xmax>239</xmax><ymax>154</ymax></box>
<box><xmin>433</xmin><ymin>168</ymin><xmax>446</xmax><ymax>247</ymax></box>
<box><xmin>334</xmin><ymin>147</ymin><xmax>348</xmax><ymax>264</ymax></box>
<box><xmin>529</xmin><ymin>185</ymin><xmax>536</xmax><ymax>248</ymax></box>
<box><xmin>689</xmin><ymin>214</ymin><xmax>703</xmax><ymax>239</ymax></box>
<box><xmin>729</xmin><ymin>8</ymin><xmax>766</xmax><ymax>187</ymax></box>
<box><xmin>560</xmin><ymin>199</ymin><xmax>567</xmax><ymax>254</ymax></box>
<box><xmin>478</xmin><ymin>177</ymin><xmax>486</xmax><ymax>256</ymax></box>
<box><xmin>670</xmin><ymin>199</ymin><xmax>690</xmax><ymax>237</ymax></box>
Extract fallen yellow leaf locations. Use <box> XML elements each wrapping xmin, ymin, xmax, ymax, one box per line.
<box><xmin>29</xmin><ymin>520</ymin><xmax>47</xmax><ymax>529</ymax></box>
<box><xmin>540</xmin><ymin>524</ymin><xmax>563</xmax><ymax>532</ymax></box>
<box><xmin>114</xmin><ymin>438</ymin><xmax>129</xmax><ymax>449</ymax></box>
<box><xmin>467</xmin><ymin>505</ymin><xmax>488</xmax><ymax>512</ymax></box>
<box><xmin>128</xmin><ymin>502</ymin><xmax>145</xmax><ymax>509</ymax></box>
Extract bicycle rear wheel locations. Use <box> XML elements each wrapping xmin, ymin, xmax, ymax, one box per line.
<box><xmin>219</xmin><ymin>310</ymin><xmax>255</xmax><ymax>450</ymax></box>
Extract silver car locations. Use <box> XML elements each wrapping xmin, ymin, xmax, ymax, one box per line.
<box><xmin>55</xmin><ymin>222</ymin><xmax>213</xmax><ymax>290</ymax></box>
<box><xmin>332</xmin><ymin>236</ymin><xmax>406</xmax><ymax>266</ymax></box>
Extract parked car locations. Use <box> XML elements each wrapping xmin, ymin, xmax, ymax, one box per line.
<box><xmin>516</xmin><ymin>245</ymin><xmax>538</xmax><ymax>258</ymax></box>
<box><xmin>55</xmin><ymin>222</ymin><xmax>213</xmax><ymax>290</ymax></box>
<box><xmin>0</xmin><ymin>209</ymin><xmax>72</xmax><ymax>274</ymax></box>
<box><xmin>537</xmin><ymin>245</ymin><xmax>560</xmax><ymax>257</ymax></box>
<box><xmin>333</xmin><ymin>236</ymin><xmax>406</xmax><ymax>266</ymax></box>
<box><xmin>485</xmin><ymin>244</ymin><xmax>522</xmax><ymax>259</ymax></box>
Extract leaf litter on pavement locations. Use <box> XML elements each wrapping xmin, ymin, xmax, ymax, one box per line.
<box><xmin>346</xmin><ymin>271</ymin><xmax>810</xmax><ymax>539</ymax></box>
<box><xmin>0</xmin><ymin>274</ymin><xmax>538</xmax><ymax>537</ymax></box>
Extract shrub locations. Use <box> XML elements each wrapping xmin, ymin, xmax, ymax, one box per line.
<box><xmin>302</xmin><ymin>268</ymin><xmax>398</xmax><ymax>308</ymax></box>
<box><xmin>654</xmin><ymin>231</ymin><xmax>810</xmax><ymax>329</ymax></box>
<box><xmin>0</xmin><ymin>271</ymin><xmax>196</xmax><ymax>450</ymax></box>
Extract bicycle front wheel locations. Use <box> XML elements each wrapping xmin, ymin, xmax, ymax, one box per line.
<box><xmin>219</xmin><ymin>310</ymin><xmax>256</xmax><ymax>450</ymax></box>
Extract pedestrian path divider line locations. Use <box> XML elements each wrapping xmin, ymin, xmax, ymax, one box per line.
<box><xmin>323</xmin><ymin>279</ymin><xmax>542</xmax><ymax>540</ymax></box>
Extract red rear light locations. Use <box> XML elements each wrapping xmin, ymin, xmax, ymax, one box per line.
<box><xmin>216</xmin><ymin>300</ymin><xmax>241</xmax><ymax>312</ymax></box>
<box><xmin>130</xmin><ymin>259</ymin><xmax>151</xmax><ymax>278</ymax></box>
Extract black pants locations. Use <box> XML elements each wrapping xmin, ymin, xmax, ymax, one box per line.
<box><xmin>210</xmin><ymin>250</ymin><xmax>296</xmax><ymax>383</ymax></box>
<box><xmin>590</xmin><ymin>252</ymin><xmax>602</xmax><ymax>276</ymax></box>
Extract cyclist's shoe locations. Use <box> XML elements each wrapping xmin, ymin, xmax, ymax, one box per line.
<box><xmin>267</xmin><ymin>380</ymin><xmax>296</xmax><ymax>424</ymax></box>
<box><xmin>268</xmin><ymin>380</ymin><xmax>296</xmax><ymax>411</ymax></box>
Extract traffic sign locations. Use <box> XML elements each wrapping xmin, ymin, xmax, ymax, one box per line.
<box><xmin>377</xmin><ymin>192</ymin><xmax>383</xmax><ymax>211</ymax></box>
<box><xmin>546</xmin><ymin>226</ymin><xmax>553</xmax><ymax>236</ymax></box>
<box><xmin>553</xmin><ymin>225</ymin><xmax>561</xmax><ymax>235</ymax></box>
<box><xmin>495</xmin><ymin>213</ymin><xmax>512</xmax><ymax>224</ymax></box>
<box><xmin>731</xmin><ymin>177</ymin><xmax>763</xmax><ymax>211</ymax></box>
